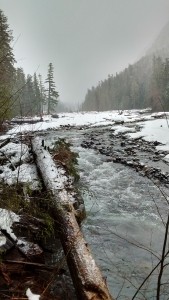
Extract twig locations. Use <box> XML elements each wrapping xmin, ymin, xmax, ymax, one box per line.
<box><xmin>156</xmin><ymin>214</ymin><xmax>169</xmax><ymax>299</ymax></box>
<box><xmin>132</xmin><ymin>250</ymin><xmax>169</xmax><ymax>299</ymax></box>
<box><xmin>4</xmin><ymin>260</ymin><xmax>54</xmax><ymax>271</ymax></box>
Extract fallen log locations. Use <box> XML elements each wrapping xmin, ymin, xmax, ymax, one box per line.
<box><xmin>32</xmin><ymin>137</ymin><xmax>113</xmax><ymax>300</ymax></box>
<box><xmin>11</xmin><ymin>117</ymin><xmax>43</xmax><ymax>124</ymax></box>
<box><xmin>0</xmin><ymin>138</ymin><xmax>10</xmax><ymax>149</ymax></box>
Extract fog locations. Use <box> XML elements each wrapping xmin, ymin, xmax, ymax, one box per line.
<box><xmin>0</xmin><ymin>0</ymin><xmax>169</xmax><ymax>107</ymax></box>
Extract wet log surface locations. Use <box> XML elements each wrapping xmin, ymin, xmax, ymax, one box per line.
<box><xmin>32</xmin><ymin>137</ymin><xmax>113</xmax><ymax>300</ymax></box>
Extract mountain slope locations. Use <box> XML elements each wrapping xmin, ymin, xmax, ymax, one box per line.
<box><xmin>147</xmin><ymin>21</ymin><xmax>169</xmax><ymax>59</ymax></box>
<box><xmin>82</xmin><ymin>21</ymin><xmax>169</xmax><ymax>112</ymax></box>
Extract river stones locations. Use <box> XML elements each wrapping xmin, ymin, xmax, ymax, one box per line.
<box><xmin>81</xmin><ymin>128</ymin><xmax>169</xmax><ymax>186</ymax></box>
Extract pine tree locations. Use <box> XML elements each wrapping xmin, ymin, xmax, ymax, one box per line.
<box><xmin>33</xmin><ymin>72</ymin><xmax>41</xmax><ymax>115</ymax></box>
<box><xmin>38</xmin><ymin>74</ymin><xmax>46</xmax><ymax>115</ymax></box>
<box><xmin>13</xmin><ymin>67</ymin><xmax>26</xmax><ymax>116</ymax></box>
<box><xmin>24</xmin><ymin>75</ymin><xmax>35</xmax><ymax>116</ymax></box>
<box><xmin>0</xmin><ymin>9</ymin><xmax>15</xmax><ymax>122</ymax></box>
<box><xmin>45</xmin><ymin>63</ymin><xmax>59</xmax><ymax>114</ymax></box>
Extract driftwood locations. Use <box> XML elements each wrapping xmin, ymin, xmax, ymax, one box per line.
<box><xmin>32</xmin><ymin>137</ymin><xmax>113</xmax><ymax>300</ymax></box>
<box><xmin>11</xmin><ymin>117</ymin><xmax>43</xmax><ymax>124</ymax></box>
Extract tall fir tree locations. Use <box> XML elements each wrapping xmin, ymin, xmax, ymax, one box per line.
<box><xmin>24</xmin><ymin>75</ymin><xmax>35</xmax><ymax>116</ymax></box>
<box><xmin>38</xmin><ymin>74</ymin><xmax>46</xmax><ymax>115</ymax></box>
<box><xmin>13</xmin><ymin>67</ymin><xmax>26</xmax><ymax>116</ymax></box>
<box><xmin>33</xmin><ymin>72</ymin><xmax>41</xmax><ymax>115</ymax></box>
<box><xmin>0</xmin><ymin>9</ymin><xmax>15</xmax><ymax>122</ymax></box>
<box><xmin>45</xmin><ymin>63</ymin><xmax>59</xmax><ymax>114</ymax></box>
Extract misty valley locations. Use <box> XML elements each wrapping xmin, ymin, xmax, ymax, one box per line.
<box><xmin>0</xmin><ymin>4</ymin><xmax>169</xmax><ymax>300</ymax></box>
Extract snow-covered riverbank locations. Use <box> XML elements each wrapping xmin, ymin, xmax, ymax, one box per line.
<box><xmin>0</xmin><ymin>109</ymin><xmax>169</xmax><ymax>299</ymax></box>
<box><xmin>1</xmin><ymin>109</ymin><xmax>169</xmax><ymax>186</ymax></box>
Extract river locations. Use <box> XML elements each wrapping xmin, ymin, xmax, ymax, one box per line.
<box><xmin>46</xmin><ymin>126</ymin><xmax>169</xmax><ymax>300</ymax></box>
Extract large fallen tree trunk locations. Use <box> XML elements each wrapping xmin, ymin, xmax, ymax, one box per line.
<box><xmin>32</xmin><ymin>137</ymin><xmax>113</xmax><ymax>300</ymax></box>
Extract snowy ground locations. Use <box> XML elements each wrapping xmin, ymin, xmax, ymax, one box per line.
<box><xmin>0</xmin><ymin>109</ymin><xmax>169</xmax><ymax>236</ymax></box>
<box><xmin>0</xmin><ymin>109</ymin><xmax>169</xmax><ymax>186</ymax></box>
<box><xmin>1</xmin><ymin>109</ymin><xmax>156</xmax><ymax>136</ymax></box>
<box><xmin>1</xmin><ymin>109</ymin><xmax>169</xmax><ymax>155</ymax></box>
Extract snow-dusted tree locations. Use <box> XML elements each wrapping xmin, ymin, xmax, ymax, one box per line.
<box><xmin>45</xmin><ymin>63</ymin><xmax>59</xmax><ymax>114</ymax></box>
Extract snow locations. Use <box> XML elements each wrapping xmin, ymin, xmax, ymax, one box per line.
<box><xmin>32</xmin><ymin>137</ymin><xmax>68</xmax><ymax>191</ymax></box>
<box><xmin>128</xmin><ymin>118</ymin><xmax>169</xmax><ymax>152</ymax></box>
<box><xmin>0</xmin><ymin>142</ymin><xmax>29</xmax><ymax>163</ymax></box>
<box><xmin>12</xmin><ymin>116</ymin><xmax>42</xmax><ymax>122</ymax></box>
<box><xmin>32</xmin><ymin>137</ymin><xmax>77</xmax><ymax>207</ymax></box>
<box><xmin>163</xmin><ymin>154</ymin><xmax>169</xmax><ymax>163</ymax></box>
<box><xmin>7</xmin><ymin>110</ymin><xmax>153</xmax><ymax>135</ymax></box>
<box><xmin>0</xmin><ymin>140</ymin><xmax>39</xmax><ymax>188</ymax></box>
<box><xmin>26</xmin><ymin>288</ymin><xmax>40</xmax><ymax>300</ymax></box>
<box><xmin>111</xmin><ymin>125</ymin><xmax>136</xmax><ymax>134</ymax></box>
<box><xmin>0</xmin><ymin>134</ymin><xmax>11</xmax><ymax>141</ymax></box>
<box><xmin>0</xmin><ymin>208</ymin><xmax>20</xmax><ymax>241</ymax></box>
<box><xmin>0</xmin><ymin>110</ymin><xmax>168</xmax><ymax>190</ymax></box>
<box><xmin>0</xmin><ymin>233</ymin><xmax>6</xmax><ymax>247</ymax></box>
<box><xmin>0</xmin><ymin>110</ymin><xmax>168</xmax><ymax>189</ymax></box>
<box><xmin>0</xmin><ymin>163</ymin><xmax>39</xmax><ymax>188</ymax></box>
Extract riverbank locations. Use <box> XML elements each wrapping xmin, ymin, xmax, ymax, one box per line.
<box><xmin>0</xmin><ymin>135</ymin><xmax>84</xmax><ymax>299</ymax></box>
<box><xmin>0</xmin><ymin>109</ymin><xmax>169</xmax><ymax>299</ymax></box>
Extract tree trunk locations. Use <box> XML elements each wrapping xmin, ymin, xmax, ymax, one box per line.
<box><xmin>32</xmin><ymin>137</ymin><xmax>114</xmax><ymax>300</ymax></box>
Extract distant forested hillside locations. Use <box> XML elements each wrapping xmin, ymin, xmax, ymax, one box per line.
<box><xmin>82</xmin><ymin>21</ymin><xmax>169</xmax><ymax>112</ymax></box>
<box><xmin>147</xmin><ymin>21</ymin><xmax>169</xmax><ymax>59</ymax></box>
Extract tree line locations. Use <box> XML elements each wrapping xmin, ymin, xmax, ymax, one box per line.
<box><xmin>13</xmin><ymin>63</ymin><xmax>59</xmax><ymax>117</ymax></box>
<box><xmin>82</xmin><ymin>55</ymin><xmax>169</xmax><ymax>112</ymax></box>
<box><xmin>0</xmin><ymin>9</ymin><xmax>59</xmax><ymax>123</ymax></box>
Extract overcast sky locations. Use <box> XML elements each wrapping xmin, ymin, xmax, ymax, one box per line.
<box><xmin>0</xmin><ymin>0</ymin><xmax>169</xmax><ymax>107</ymax></box>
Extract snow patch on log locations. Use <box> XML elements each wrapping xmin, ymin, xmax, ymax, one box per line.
<box><xmin>0</xmin><ymin>208</ymin><xmax>20</xmax><ymax>242</ymax></box>
<box><xmin>32</xmin><ymin>137</ymin><xmax>71</xmax><ymax>191</ymax></box>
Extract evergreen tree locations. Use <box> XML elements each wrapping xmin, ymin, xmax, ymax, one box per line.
<box><xmin>13</xmin><ymin>67</ymin><xmax>26</xmax><ymax>116</ymax></box>
<box><xmin>24</xmin><ymin>75</ymin><xmax>35</xmax><ymax>116</ymax></box>
<box><xmin>33</xmin><ymin>72</ymin><xmax>41</xmax><ymax>115</ymax></box>
<box><xmin>162</xmin><ymin>58</ymin><xmax>169</xmax><ymax>110</ymax></box>
<box><xmin>45</xmin><ymin>63</ymin><xmax>59</xmax><ymax>114</ymax></box>
<box><xmin>0</xmin><ymin>9</ymin><xmax>15</xmax><ymax>122</ymax></box>
<box><xmin>82</xmin><ymin>55</ymin><xmax>153</xmax><ymax>112</ymax></box>
<box><xmin>38</xmin><ymin>74</ymin><xmax>46</xmax><ymax>115</ymax></box>
<box><xmin>150</xmin><ymin>56</ymin><xmax>169</xmax><ymax>111</ymax></box>
<box><xmin>13</xmin><ymin>71</ymin><xmax>47</xmax><ymax>117</ymax></box>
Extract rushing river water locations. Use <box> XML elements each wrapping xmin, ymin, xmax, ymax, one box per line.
<box><xmin>47</xmin><ymin>128</ymin><xmax>169</xmax><ymax>299</ymax></box>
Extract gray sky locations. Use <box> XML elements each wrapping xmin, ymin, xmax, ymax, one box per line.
<box><xmin>0</xmin><ymin>0</ymin><xmax>169</xmax><ymax>107</ymax></box>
